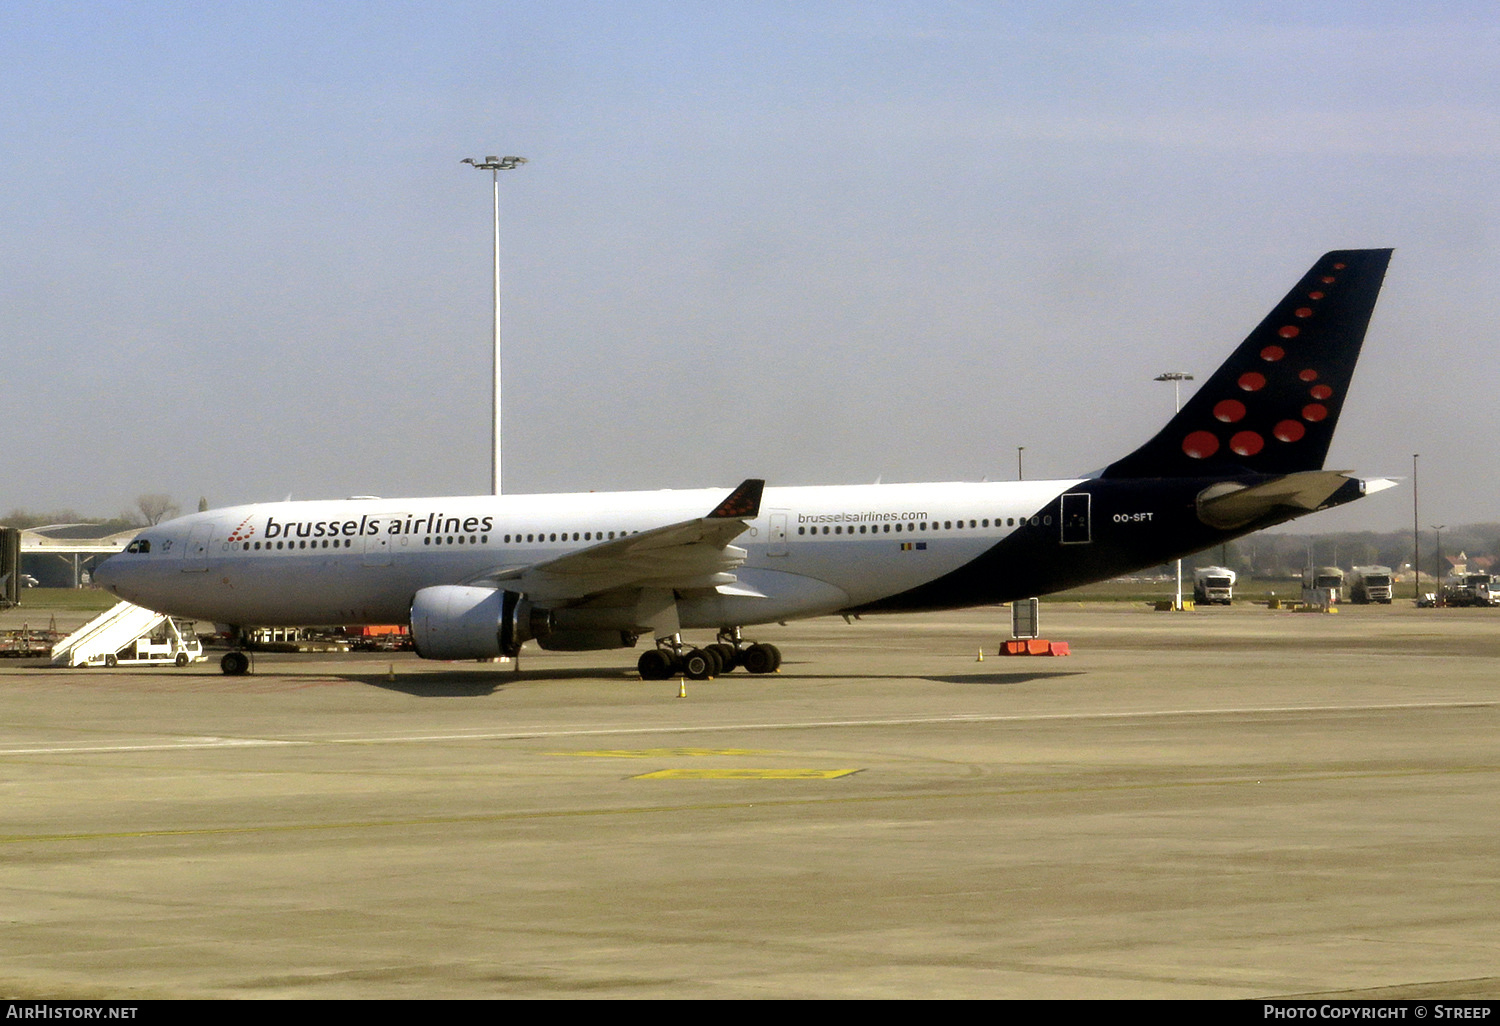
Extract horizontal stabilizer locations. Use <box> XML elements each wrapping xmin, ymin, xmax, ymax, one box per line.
<box><xmin>1195</xmin><ymin>471</ymin><xmax>1355</xmax><ymax>529</ymax></box>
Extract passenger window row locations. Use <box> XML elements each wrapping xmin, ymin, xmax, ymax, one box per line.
<box><xmin>235</xmin><ymin>518</ymin><xmax>1049</xmax><ymax>551</ymax></box>
<box><xmin>796</xmin><ymin>516</ymin><xmax>1036</xmax><ymax>537</ymax></box>
<box><xmin>239</xmin><ymin>529</ymin><xmax>648</xmax><ymax>552</ymax></box>
<box><xmin>242</xmin><ymin>539</ymin><xmax>356</xmax><ymax>550</ymax></box>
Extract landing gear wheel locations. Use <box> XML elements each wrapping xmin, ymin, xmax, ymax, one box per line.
<box><xmin>681</xmin><ymin>648</ymin><xmax>715</xmax><ymax>680</ymax></box>
<box><xmin>708</xmin><ymin>643</ymin><xmax>738</xmax><ymax>672</ymax></box>
<box><xmin>742</xmin><ymin>643</ymin><xmax>781</xmax><ymax>675</ymax></box>
<box><xmin>220</xmin><ymin>651</ymin><xmax>250</xmax><ymax>676</ymax></box>
<box><xmin>638</xmin><ymin>649</ymin><xmax>675</xmax><ymax>681</ymax></box>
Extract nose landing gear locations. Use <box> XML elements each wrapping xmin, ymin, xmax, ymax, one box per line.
<box><xmin>219</xmin><ymin>627</ymin><xmax>251</xmax><ymax>675</ymax></box>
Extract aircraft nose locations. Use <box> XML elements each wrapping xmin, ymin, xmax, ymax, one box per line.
<box><xmin>93</xmin><ymin>555</ymin><xmax>124</xmax><ymax>593</ymax></box>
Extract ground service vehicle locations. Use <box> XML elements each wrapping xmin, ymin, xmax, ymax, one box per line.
<box><xmin>1442</xmin><ymin>572</ymin><xmax>1496</xmax><ymax>607</ymax></box>
<box><xmin>1347</xmin><ymin>565</ymin><xmax>1394</xmax><ymax>604</ymax></box>
<box><xmin>1193</xmin><ymin>566</ymin><xmax>1236</xmax><ymax>605</ymax></box>
<box><xmin>1302</xmin><ymin>566</ymin><xmax>1345</xmax><ymax>606</ymax></box>
<box><xmin>81</xmin><ymin>619</ymin><xmax>203</xmax><ymax>668</ymax></box>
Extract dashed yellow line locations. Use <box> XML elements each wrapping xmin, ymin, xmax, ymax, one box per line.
<box><xmin>632</xmin><ymin>768</ymin><xmax>862</xmax><ymax>780</ymax></box>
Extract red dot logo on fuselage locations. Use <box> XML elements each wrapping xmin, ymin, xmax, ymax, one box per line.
<box><xmin>225</xmin><ymin>516</ymin><xmax>257</xmax><ymax>543</ymax></box>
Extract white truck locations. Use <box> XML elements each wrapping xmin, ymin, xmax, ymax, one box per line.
<box><xmin>1347</xmin><ymin>565</ymin><xmax>1394</xmax><ymax>604</ymax></box>
<box><xmin>1192</xmin><ymin>566</ymin><xmax>1237</xmax><ymax>605</ymax></box>
<box><xmin>1302</xmin><ymin>566</ymin><xmax>1345</xmax><ymax>606</ymax></box>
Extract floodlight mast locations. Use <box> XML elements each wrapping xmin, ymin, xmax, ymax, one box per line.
<box><xmin>461</xmin><ymin>155</ymin><xmax>528</xmax><ymax>495</ymax></box>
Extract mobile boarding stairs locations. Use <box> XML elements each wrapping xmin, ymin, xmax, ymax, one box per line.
<box><xmin>50</xmin><ymin>600</ymin><xmax>203</xmax><ymax>668</ymax></box>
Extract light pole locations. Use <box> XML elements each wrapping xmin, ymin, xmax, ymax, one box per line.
<box><xmin>1017</xmin><ymin>446</ymin><xmax>1025</xmax><ymax>481</ymax></box>
<box><xmin>1412</xmin><ymin>453</ymin><xmax>1420</xmax><ymax>602</ymax></box>
<box><xmin>461</xmin><ymin>154</ymin><xmax>528</xmax><ymax>495</ymax></box>
<box><xmin>1154</xmin><ymin>372</ymin><xmax>1194</xmax><ymax>609</ymax></box>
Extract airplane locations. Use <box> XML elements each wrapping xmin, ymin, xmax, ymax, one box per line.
<box><xmin>95</xmin><ymin>248</ymin><xmax>1395</xmax><ymax>678</ymax></box>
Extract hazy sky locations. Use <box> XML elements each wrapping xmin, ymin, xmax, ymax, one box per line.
<box><xmin>5</xmin><ymin>1</ymin><xmax>1497</xmax><ymax>532</ymax></box>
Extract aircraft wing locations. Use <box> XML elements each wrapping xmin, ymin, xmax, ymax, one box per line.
<box><xmin>469</xmin><ymin>479</ymin><xmax>765</xmax><ymax>603</ymax></box>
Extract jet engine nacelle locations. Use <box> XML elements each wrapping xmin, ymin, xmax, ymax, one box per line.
<box><xmin>409</xmin><ymin>586</ymin><xmax>638</xmax><ymax>659</ymax></box>
<box><xmin>409</xmin><ymin>585</ymin><xmax>549</xmax><ymax>660</ymax></box>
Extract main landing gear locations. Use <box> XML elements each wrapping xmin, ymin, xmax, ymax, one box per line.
<box><xmin>636</xmin><ymin>628</ymin><xmax>781</xmax><ymax>681</ymax></box>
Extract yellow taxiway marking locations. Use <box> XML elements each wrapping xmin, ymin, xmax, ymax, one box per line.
<box><xmin>549</xmin><ymin>748</ymin><xmax>774</xmax><ymax>758</ymax></box>
<box><xmin>632</xmin><ymin>768</ymin><xmax>862</xmax><ymax>780</ymax></box>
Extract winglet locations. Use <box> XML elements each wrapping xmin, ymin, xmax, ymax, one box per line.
<box><xmin>708</xmin><ymin>479</ymin><xmax>765</xmax><ymax>519</ymax></box>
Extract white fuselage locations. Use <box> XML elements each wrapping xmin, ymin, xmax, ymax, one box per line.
<box><xmin>95</xmin><ymin>479</ymin><xmax>1080</xmax><ymax>630</ymax></box>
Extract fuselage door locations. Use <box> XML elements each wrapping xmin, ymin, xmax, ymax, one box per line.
<box><xmin>362</xmin><ymin>523</ymin><xmax>394</xmax><ymax>566</ymax></box>
<box><xmin>182</xmin><ymin>521</ymin><xmax>216</xmax><ymax>572</ymax></box>
<box><xmin>768</xmin><ymin>512</ymin><xmax>789</xmax><ymax>557</ymax></box>
<box><xmin>361</xmin><ymin>514</ymin><xmax>409</xmax><ymax>567</ymax></box>
<box><xmin>1060</xmin><ymin>492</ymin><xmax>1091</xmax><ymax>545</ymax></box>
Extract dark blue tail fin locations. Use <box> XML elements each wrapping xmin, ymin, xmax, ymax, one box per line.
<box><xmin>1101</xmin><ymin>249</ymin><xmax>1392</xmax><ymax>480</ymax></box>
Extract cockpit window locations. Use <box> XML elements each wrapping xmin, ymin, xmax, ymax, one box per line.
<box><xmin>125</xmin><ymin>539</ymin><xmax>151</xmax><ymax>554</ymax></box>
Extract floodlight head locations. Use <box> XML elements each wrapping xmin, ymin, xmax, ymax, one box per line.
<box><xmin>462</xmin><ymin>155</ymin><xmax>528</xmax><ymax>172</ymax></box>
